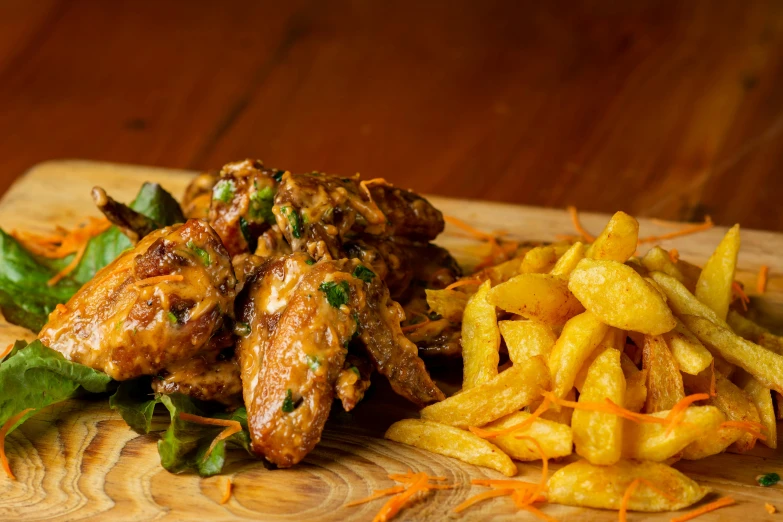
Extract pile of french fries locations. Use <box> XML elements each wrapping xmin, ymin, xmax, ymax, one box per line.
<box><xmin>385</xmin><ymin>211</ymin><xmax>783</xmax><ymax>515</ymax></box>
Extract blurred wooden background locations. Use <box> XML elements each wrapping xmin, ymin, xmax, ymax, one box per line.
<box><xmin>0</xmin><ymin>0</ymin><xmax>782</xmax><ymax>230</ymax></box>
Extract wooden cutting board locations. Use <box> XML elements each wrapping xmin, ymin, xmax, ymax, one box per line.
<box><xmin>1</xmin><ymin>160</ymin><xmax>782</xmax><ymax>521</ymax></box>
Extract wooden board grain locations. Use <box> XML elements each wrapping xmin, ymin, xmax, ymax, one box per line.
<box><xmin>1</xmin><ymin>160</ymin><xmax>782</xmax><ymax>521</ymax></box>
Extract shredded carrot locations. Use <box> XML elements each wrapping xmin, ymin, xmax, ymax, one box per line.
<box><xmin>637</xmin><ymin>216</ymin><xmax>714</xmax><ymax>244</ymax></box>
<box><xmin>720</xmin><ymin>421</ymin><xmax>767</xmax><ymax>441</ymax></box>
<box><xmin>12</xmin><ymin>217</ymin><xmax>110</xmax><ymax>258</ymax></box>
<box><xmin>668</xmin><ymin>248</ymin><xmax>680</xmax><ymax>263</ymax></box>
<box><xmin>444</xmin><ymin>278</ymin><xmax>482</xmax><ymax>291</ymax></box>
<box><xmin>765</xmin><ymin>503</ymin><xmax>776</xmax><ymax>514</ymax></box>
<box><xmin>709</xmin><ymin>359</ymin><xmax>716</xmax><ymax>397</ymax></box>
<box><xmin>444</xmin><ymin>215</ymin><xmax>497</xmax><ymax>241</ymax></box>
<box><xmin>757</xmin><ymin>265</ymin><xmax>769</xmax><ymax>294</ymax></box>
<box><xmin>454</xmin><ymin>488</ymin><xmax>514</xmax><ymax>513</ymax></box>
<box><xmin>469</xmin><ymin>397</ymin><xmax>551</xmax><ymax>439</ymax></box>
<box><xmin>47</xmin><ymin>241</ymin><xmax>88</xmax><ymax>286</ymax></box>
<box><xmin>670</xmin><ymin>497</ymin><xmax>736</xmax><ymax>522</ymax></box>
<box><xmin>346</xmin><ymin>471</ymin><xmax>455</xmax><ymax>521</ymax></box>
<box><xmin>664</xmin><ymin>393</ymin><xmax>710</xmax><ymax>435</ymax></box>
<box><xmin>134</xmin><ymin>274</ymin><xmax>185</xmax><ymax>288</ymax></box>
<box><xmin>619</xmin><ymin>478</ymin><xmax>640</xmax><ymax>522</ymax></box>
<box><xmin>401</xmin><ymin>312</ymin><xmax>431</xmax><ymax>333</ymax></box>
<box><xmin>731</xmin><ymin>281</ymin><xmax>750</xmax><ymax>311</ymax></box>
<box><xmin>345</xmin><ymin>486</ymin><xmax>407</xmax><ymax>507</ymax></box>
<box><xmin>0</xmin><ymin>344</ymin><xmax>13</xmax><ymax>361</ymax></box>
<box><xmin>177</xmin><ymin>413</ymin><xmax>242</xmax><ymax>460</ymax></box>
<box><xmin>0</xmin><ymin>408</ymin><xmax>35</xmax><ymax>480</ymax></box>
<box><xmin>515</xmin><ymin>435</ymin><xmax>549</xmax><ymax>504</ymax></box>
<box><xmin>566</xmin><ymin>206</ymin><xmax>596</xmax><ymax>242</ymax></box>
<box><xmin>220</xmin><ymin>477</ymin><xmax>232</xmax><ymax>504</ymax></box>
<box><xmin>516</xmin><ymin>501</ymin><xmax>558</xmax><ymax>522</ymax></box>
<box><xmin>541</xmin><ymin>391</ymin><xmax>666</xmax><ymax>425</ymax></box>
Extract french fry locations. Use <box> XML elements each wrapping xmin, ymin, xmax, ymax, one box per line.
<box><xmin>759</xmin><ymin>333</ymin><xmax>783</xmax><ymax>356</ymax></box>
<box><xmin>425</xmin><ymin>288</ymin><xmax>470</xmax><ymax>323</ymax></box>
<box><xmin>481</xmin><ymin>411</ymin><xmax>573</xmax><ymax>461</ymax></box>
<box><xmin>480</xmin><ymin>257</ymin><xmax>524</xmax><ymax>285</ymax></box>
<box><xmin>649</xmin><ymin>271</ymin><xmax>728</xmax><ymax>328</ymax></box>
<box><xmin>498</xmin><ymin>320</ymin><xmax>557</xmax><ymax>364</ymax></box>
<box><xmin>547</xmin><ymin>459</ymin><xmax>709</xmax><ymax>512</ymax></box>
<box><xmin>675</xmin><ymin>258</ymin><xmax>703</xmax><ymax>291</ymax></box>
<box><xmin>726</xmin><ymin>309</ymin><xmax>768</xmax><ymax>342</ymax></box>
<box><xmin>695</xmin><ymin>224</ymin><xmax>740</xmax><ymax>321</ymax></box>
<box><xmin>682</xmin><ymin>369</ymin><xmax>761</xmax><ymax>455</ymax></box>
<box><xmin>681</xmin><ymin>314</ymin><xmax>783</xmax><ymax>393</ymax></box>
<box><xmin>586</xmin><ymin>211</ymin><xmax>639</xmax><ymax>263</ymax></box>
<box><xmin>712</xmin><ymin>353</ymin><xmax>736</xmax><ymax>378</ymax></box>
<box><xmin>519</xmin><ymin>245</ymin><xmax>558</xmax><ymax>274</ymax></box>
<box><xmin>420</xmin><ymin>356</ymin><xmax>550</xmax><ymax>429</ymax></box>
<box><xmin>661</xmin><ymin>320</ymin><xmax>713</xmax><ymax>375</ymax></box>
<box><xmin>548</xmin><ymin>311</ymin><xmax>610</xmax><ymax>397</ymax></box>
<box><xmin>384</xmin><ymin>419</ymin><xmax>517</xmax><ymax>476</ymax></box>
<box><xmin>572</xmin><ymin>348</ymin><xmax>625</xmax><ymax>465</ymax></box>
<box><xmin>550</xmin><ymin>241</ymin><xmax>585</xmax><ymax>277</ymax></box>
<box><xmin>734</xmin><ymin>370</ymin><xmax>777</xmax><ymax>449</ymax></box>
<box><xmin>539</xmin><ymin>388</ymin><xmax>575</xmax><ymax>426</ymax></box>
<box><xmin>569</xmin><ymin>259</ymin><xmax>676</xmax><ymax>335</ymax></box>
<box><xmin>641</xmin><ymin>246</ymin><xmax>686</xmax><ymax>284</ymax></box>
<box><xmin>461</xmin><ymin>281</ymin><xmax>500</xmax><ymax>389</ymax></box>
<box><xmin>643</xmin><ymin>335</ymin><xmax>685</xmax><ymax>412</ymax></box>
<box><xmin>620</xmin><ymin>352</ymin><xmax>648</xmax><ymax>412</ymax></box>
<box><xmin>622</xmin><ymin>406</ymin><xmax>724</xmax><ymax>461</ymax></box>
<box><xmin>574</xmin><ymin>328</ymin><xmax>623</xmax><ymax>392</ymax></box>
<box><xmin>488</xmin><ymin>273</ymin><xmax>584</xmax><ymax>326</ymax></box>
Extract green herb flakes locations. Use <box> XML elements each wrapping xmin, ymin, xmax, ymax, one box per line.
<box><xmin>187</xmin><ymin>240</ymin><xmax>211</xmax><ymax>266</ymax></box>
<box><xmin>758</xmin><ymin>473</ymin><xmax>780</xmax><ymax>487</ymax></box>
<box><xmin>212</xmin><ymin>179</ymin><xmax>235</xmax><ymax>203</ymax></box>
<box><xmin>281</xmin><ymin>206</ymin><xmax>303</xmax><ymax>239</ymax></box>
<box><xmin>249</xmin><ymin>183</ymin><xmax>276</xmax><ymax>224</ymax></box>
<box><xmin>319</xmin><ymin>280</ymin><xmax>350</xmax><ymax>308</ymax></box>
<box><xmin>352</xmin><ymin>265</ymin><xmax>375</xmax><ymax>283</ymax></box>
<box><xmin>282</xmin><ymin>389</ymin><xmax>295</xmax><ymax>413</ymax></box>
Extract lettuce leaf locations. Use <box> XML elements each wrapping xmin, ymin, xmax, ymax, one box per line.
<box><xmin>0</xmin><ymin>340</ymin><xmax>113</xmax><ymax>432</ymax></box>
<box><xmin>0</xmin><ymin>183</ymin><xmax>184</xmax><ymax>332</ymax></box>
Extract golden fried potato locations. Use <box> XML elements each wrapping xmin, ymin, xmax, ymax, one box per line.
<box><xmin>682</xmin><ymin>369</ymin><xmax>761</xmax><ymax>455</ymax></box>
<box><xmin>498</xmin><ymin>320</ymin><xmax>557</xmax><ymax>364</ymax></box>
<box><xmin>726</xmin><ymin>310</ymin><xmax>768</xmax><ymax>341</ymax></box>
<box><xmin>759</xmin><ymin>333</ymin><xmax>783</xmax><ymax>356</ymax></box>
<box><xmin>420</xmin><ymin>356</ymin><xmax>550</xmax><ymax>429</ymax></box>
<box><xmin>547</xmin><ymin>459</ymin><xmax>709</xmax><ymax>512</ymax></box>
<box><xmin>661</xmin><ymin>319</ymin><xmax>713</xmax><ymax>375</ymax></box>
<box><xmin>734</xmin><ymin>370</ymin><xmax>777</xmax><ymax>449</ymax></box>
<box><xmin>695</xmin><ymin>225</ymin><xmax>739</xmax><ymax>321</ymax></box>
<box><xmin>681</xmin><ymin>314</ymin><xmax>783</xmax><ymax>393</ymax></box>
<box><xmin>649</xmin><ymin>271</ymin><xmax>728</xmax><ymax>328</ymax></box>
<box><xmin>712</xmin><ymin>353</ymin><xmax>736</xmax><ymax>378</ymax></box>
<box><xmin>480</xmin><ymin>257</ymin><xmax>524</xmax><ymax>286</ymax></box>
<box><xmin>488</xmin><ymin>274</ymin><xmax>584</xmax><ymax>326</ymax></box>
<box><xmin>462</xmin><ymin>281</ymin><xmax>500</xmax><ymax>389</ymax></box>
<box><xmin>519</xmin><ymin>245</ymin><xmax>558</xmax><ymax>274</ymax></box>
<box><xmin>586</xmin><ymin>211</ymin><xmax>639</xmax><ymax>263</ymax></box>
<box><xmin>548</xmin><ymin>311</ymin><xmax>609</xmax><ymax>397</ymax></box>
<box><xmin>572</xmin><ymin>348</ymin><xmax>625</xmax><ymax>465</ymax></box>
<box><xmin>641</xmin><ymin>246</ymin><xmax>686</xmax><ymax>284</ymax></box>
<box><xmin>425</xmin><ymin>288</ymin><xmax>470</xmax><ymax>323</ymax></box>
<box><xmin>643</xmin><ymin>334</ymin><xmax>685</xmax><ymax>412</ymax></box>
<box><xmin>481</xmin><ymin>411</ymin><xmax>573</xmax><ymax>461</ymax></box>
<box><xmin>539</xmin><ymin>388</ymin><xmax>575</xmax><ymax>426</ymax></box>
<box><xmin>620</xmin><ymin>352</ymin><xmax>648</xmax><ymax>413</ymax></box>
<box><xmin>622</xmin><ymin>406</ymin><xmax>724</xmax><ymax>461</ymax></box>
<box><xmin>550</xmin><ymin>241</ymin><xmax>585</xmax><ymax>277</ymax></box>
<box><xmin>384</xmin><ymin>419</ymin><xmax>517</xmax><ymax>476</ymax></box>
<box><xmin>569</xmin><ymin>259</ymin><xmax>676</xmax><ymax>335</ymax></box>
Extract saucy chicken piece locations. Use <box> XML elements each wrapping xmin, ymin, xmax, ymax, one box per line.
<box><xmin>152</xmin><ymin>353</ymin><xmax>243</xmax><ymax>407</ymax></box>
<box><xmin>39</xmin><ymin>219</ymin><xmax>237</xmax><ymax>380</ymax></box>
<box><xmin>273</xmin><ymin>172</ymin><xmax>444</xmax><ymax>261</ymax></box>
<box><xmin>208</xmin><ymin>159</ymin><xmax>281</xmax><ymax>257</ymax></box>
<box><xmin>182</xmin><ymin>172</ymin><xmax>219</xmax><ymax>219</ymax></box>
<box><xmin>334</xmin><ymin>354</ymin><xmax>373</xmax><ymax>412</ymax></box>
<box><xmin>91</xmin><ymin>186</ymin><xmax>161</xmax><ymax>243</ymax></box>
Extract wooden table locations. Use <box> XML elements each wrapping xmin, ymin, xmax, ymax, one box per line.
<box><xmin>1</xmin><ymin>0</ymin><xmax>783</xmax><ymax>230</ymax></box>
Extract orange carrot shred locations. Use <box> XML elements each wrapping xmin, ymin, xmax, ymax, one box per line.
<box><xmin>469</xmin><ymin>397</ymin><xmax>551</xmax><ymax>439</ymax></box>
<box><xmin>453</xmin><ymin>488</ymin><xmax>514</xmax><ymax>513</ymax></box>
<box><xmin>401</xmin><ymin>312</ymin><xmax>431</xmax><ymax>333</ymax></box>
<box><xmin>444</xmin><ymin>278</ymin><xmax>482</xmax><ymax>291</ymax></box>
<box><xmin>619</xmin><ymin>479</ymin><xmax>641</xmax><ymax>522</ymax></box>
<box><xmin>732</xmin><ymin>281</ymin><xmax>750</xmax><ymax>311</ymax></box>
<box><xmin>12</xmin><ymin>217</ymin><xmax>110</xmax><ymax>258</ymax></box>
<box><xmin>516</xmin><ymin>501</ymin><xmax>558</xmax><ymax>522</ymax></box>
<box><xmin>346</xmin><ymin>471</ymin><xmax>455</xmax><ymax>521</ymax></box>
<box><xmin>134</xmin><ymin>274</ymin><xmax>185</xmax><ymax>288</ymax></box>
<box><xmin>664</xmin><ymin>393</ymin><xmax>710</xmax><ymax>435</ymax></box>
<box><xmin>0</xmin><ymin>344</ymin><xmax>13</xmax><ymax>361</ymax></box>
<box><xmin>670</xmin><ymin>497</ymin><xmax>736</xmax><ymax>522</ymax></box>
<box><xmin>669</xmin><ymin>248</ymin><xmax>680</xmax><ymax>263</ymax></box>
<box><xmin>637</xmin><ymin>216</ymin><xmax>714</xmax><ymax>244</ymax></box>
<box><xmin>345</xmin><ymin>486</ymin><xmax>406</xmax><ymax>507</ymax></box>
<box><xmin>444</xmin><ymin>215</ymin><xmax>497</xmax><ymax>241</ymax></box>
<box><xmin>515</xmin><ymin>435</ymin><xmax>548</xmax><ymax>504</ymax></box>
<box><xmin>177</xmin><ymin>413</ymin><xmax>242</xmax><ymax>461</ymax></box>
<box><xmin>720</xmin><ymin>421</ymin><xmax>767</xmax><ymax>441</ymax></box>
<box><xmin>1</xmin><ymin>408</ymin><xmax>36</xmax><ymax>480</ymax></box>
<box><xmin>541</xmin><ymin>391</ymin><xmax>666</xmax><ymax>425</ymax></box>
<box><xmin>567</xmin><ymin>206</ymin><xmax>596</xmax><ymax>242</ymax></box>
<box><xmin>220</xmin><ymin>477</ymin><xmax>232</xmax><ymax>504</ymax></box>
<box><xmin>709</xmin><ymin>359</ymin><xmax>717</xmax><ymax>397</ymax></box>
<box><xmin>47</xmin><ymin>241</ymin><xmax>88</xmax><ymax>286</ymax></box>
<box><xmin>765</xmin><ymin>503</ymin><xmax>776</xmax><ymax>514</ymax></box>
<box><xmin>757</xmin><ymin>265</ymin><xmax>769</xmax><ymax>294</ymax></box>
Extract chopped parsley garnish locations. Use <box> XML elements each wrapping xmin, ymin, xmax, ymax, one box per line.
<box><xmin>758</xmin><ymin>473</ymin><xmax>780</xmax><ymax>487</ymax></box>
<box><xmin>248</xmin><ymin>183</ymin><xmax>276</xmax><ymax>224</ymax></box>
<box><xmin>234</xmin><ymin>322</ymin><xmax>251</xmax><ymax>336</ymax></box>
<box><xmin>352</xmin><ymin>265</ymin><xmax>375</xmax><ymax>283</ymax></box>
<box><xmin>273</xmin><ymin>170</ymin><xmax>286</xmax><ymax>183</ymax></box>
<box><xmin>305</xmin><ymin>258</ymin><xmax>315</xmax><ymax>266</ymax></box>
<box><xmin>167</xmin><ymin>311</ymin><xmax>178</xmax><ymax>324</ymax></box>
<box><xmin>319</xmin><ymin>280</ymin><xmax>350</xmax><ymax>308</ymax></box>
<box><xmin>281</xmin><ymin>206</ymin><xmax>303</xmax><ymax>239</ymax></box>
<box><xmin>352</xmin><ymin>311</ymin><xmax>361</xmax><ymax>338</ymax></box>
<box><xmin>349</xmin><ymin>366</ymin><xmax>361</xmax><ymax>377</ymax></box>
<box><xmin>187</xmin><ymin>240</ymin><xmax>211</xmax><ymax>266</ymax></box>
<box><xmin>212</xmin><ymin>179</ymin><xmax>235</xmax><ymax>203</ymax></box>
<box><xmin>115</xmin><ymin>320</ymin><xmax>123</xmax><ymax>331</ymax></box>
<box><xmin>238</xmin><ymin>216</ymin><xmax>257</xmax><ymax>252</ymax></box>
<box><xmin>281</xmin><ymin>389</ymin><xmax>295</xmax><ymax>413</ymax></box>
<box><xmin>307</xmin><ymin>354</ymin><xmax>320</xmax><ymax>371</ymax></box>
